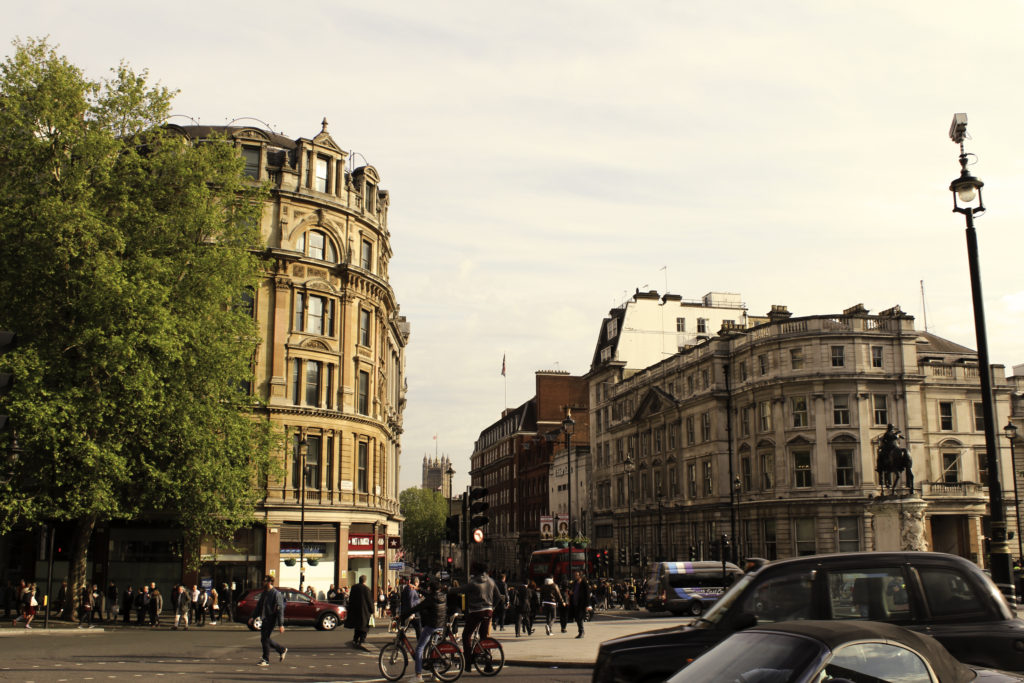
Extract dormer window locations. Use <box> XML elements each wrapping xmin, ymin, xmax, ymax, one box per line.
<box><xmin>315</xmin><ymin>156</ymin><xmax>330</xmax><ymax>192</ymax></box>
<box><xmin>241</xmin><ymin>146</ymin><xmax>260</xmax><ymax>179</ymax></box>
<box><xmin>365</xmin><ymin>182</ymin><xmax>375</xmax><ymax>212</ymax></box>
<box><xmin>297</xmin><ymin>230</ymin><xmax>338</xmax><ymax>263</ymax></box>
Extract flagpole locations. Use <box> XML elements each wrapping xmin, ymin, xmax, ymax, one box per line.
<box><xmin>502</xmin><ymin>353</ymin><xmax>507</xmax><ymax>409</ymax></box>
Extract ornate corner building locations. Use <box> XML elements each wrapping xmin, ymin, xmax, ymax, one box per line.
<box><xmin>175</xmin><ymin>121</ymin><xmax>409</xmax><ymax>593</ymax></box>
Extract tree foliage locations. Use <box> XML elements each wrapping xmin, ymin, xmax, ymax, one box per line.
<box><xmin>399</xmin><ymin>487</ymin><xmax>448</xmax><ymax>566</ymax></box>
<box><xmin>0</xmin><ymin>38</ymin><xmax>276</xmax><ymax>607</ymax></box>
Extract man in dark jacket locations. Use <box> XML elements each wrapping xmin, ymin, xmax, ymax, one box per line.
<box><xmin>121</xmin><ymin>585</ymin><xmax>134</xmax><ymax>624</ymax></box>
<box><xmin>451</xmin><ymin>563</ymin><xmax>501</xmax><ymax>667</ymax></box>
<box><xmin>493</xmin><ymin>572</ymin><xmax>509</xmax><ymax>631</ymax></box>
<box><xmin>249</xmin><ymin>575</ymin><xmax>286</xmax><ymax>667</ymax></box>
<box><xmin>399</xmin><ymin>576</ymin><xmax>422</xmax><ymax>641</ymax></box>
<box><xmin>569</xmin><ymin>570</ymin><xmax>591</xmax><ymax>638</ymax></box>
<box><xmin>344</xmin><ymin>575</ymin><xmax>373</xmax><ymax>650</ymax></box>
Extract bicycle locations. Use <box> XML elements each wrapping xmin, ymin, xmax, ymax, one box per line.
<box><xmin>448</xmin><ymin>611</ymin><xmax>504</xmax><ymax>677</ymax></box>
<box><xmin>378</xmin><ymin>618</ymin><xmax>465</xmax><ymax>681</ymax></box>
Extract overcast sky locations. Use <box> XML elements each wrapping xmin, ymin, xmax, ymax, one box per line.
<box><xmin>10</xmin><ymin>1</ymin><xmax>1024</xmax><ymax>492</ymax></box>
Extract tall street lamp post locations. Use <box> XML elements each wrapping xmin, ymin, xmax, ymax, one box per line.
<box><xmin>948</xmin><ymin>113</ymin><xmax>1015</xmax><ymax>603</ymax></box>
<box><xmin>1005</xmin><ymin>422</ymin><xmax>1022</xmax><ymax>563</ymax></box>
<box><xmin>562</xmin><ymin>409</ymin><xmax>575</xmax><ymax>576</ymax></box>
<box><xmin>656</xmin><ymin>487</ymin><xmax>664</xmax><ymax>562</ymax></box>
<box><xmin>298</xmin><ymin>437</ymin><xmax>310</xmax><ymax>594</ymax></box>
<box><xmin>624</xmin><ymin>455</ymin><xmax>635</xmax><ymax>580</ymax></box>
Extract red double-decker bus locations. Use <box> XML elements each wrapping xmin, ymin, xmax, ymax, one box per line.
<box><xmin>526</xmin><ymin>547</ymin><xmax>594</xmax><ymax>585</ymax></box>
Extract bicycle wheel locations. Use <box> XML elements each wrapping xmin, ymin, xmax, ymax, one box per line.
<box><xmin>427</xmin><ymin>640</ymin><xmax>465</xmax><ymax>682</ymax></box>
<box><xmin>471</xmin><ymin>637</ymin><xmax>505</xmax><ymax>676</ymax></box>
<box><xmin>378</xmin><ymin>642</ymin><xmax>408</xmax><ymax>681</ymax></box>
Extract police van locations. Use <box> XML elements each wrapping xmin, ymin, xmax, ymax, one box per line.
<box><xmin>645</xmin><ymin>561</ymin><xmax>743</xmax><ymax>616</ymax></box>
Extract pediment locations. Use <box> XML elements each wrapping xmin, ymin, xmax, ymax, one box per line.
<box><xmin>632</xmin><ymin>387</ymin><xmax>677</xmax><ymax>422</ymax></box>
<box><xmin>302</xmin><ymin>339</ymin><xmax>331</xmax><ymax>352</ymax></box>
<box><xmin>312</xmin><ymin>131</ymin><xmax>343</xmax><ymax>153</ymax></box>
<box><xmin>235</xmin><ymin>128</ymin><xmax>272</xmax><ymax>143</ymax></box>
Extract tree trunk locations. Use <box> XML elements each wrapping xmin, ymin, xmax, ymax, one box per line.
<box><xmin>66</xmin><ymin>515</ymin><xmax>97</xmax><ymax>622</ymax></box>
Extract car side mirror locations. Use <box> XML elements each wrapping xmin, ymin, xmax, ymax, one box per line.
<box><xmin>729</xmin><ymin>612</ymin><xmax>757</xmax><ymax>632</ymax></box>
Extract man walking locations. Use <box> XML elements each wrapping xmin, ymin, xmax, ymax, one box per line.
<box><xmin>493</xmin><ymin>572</ymin><xmax>509</xmax><ymax>631</ymax></box>
<box><xmin>344</xmin><ymin>575</ymin><xmax>373</xmax><ymax>650</ymax></box>
<box><xmin>172</xmin><ymin>584</ymin><xmax>190</xmax><ymax>630</ymax></box>
<box><xmin>121</xmin><ymin>585</ymin><xmax>134</xmax><ymax>624</ymax></box>
<box><xmin>105</xmin><ymin>581</ymin><xmax>117</xmax><ymax>622</ymax></box>
<box><xmin>570</xmin><ymin>570</ymin><xmax>591</xmax><ymax>638</ymax></box>
<box><xmin>250</xmin><ymin>575</ymin><xmax>287</xmax><ymax>667</ymax></box>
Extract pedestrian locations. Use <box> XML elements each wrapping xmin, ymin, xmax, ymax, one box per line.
<box><xmin>208</xmin><ymin>587</ymin><xmax>219</xmax><ymax>625</ymax></box>
<box><xmin>220</xmin><ymin>583</ymin><xmax>234</xmax><ymax>624</ymax></box>
<box><xmin>377</xmin><ymin>585</ymin><xmax>387</xmax><ymax>620</ymax></box>
<box><xmin>77</xmin><ymin>586</ymin><xmax>94</xmax><ymax>628</ymax></box>
<box><xmin>195</xmin><ymin>587</ymin><xmax>207</xmax><ymax>626</ymax></box>
<box><xmin>569</xmin><ymin>570</ymin><xmax>591</xmax><ymax>638</ymax></box>
<box><xmin>539</xmin><ymin>576</ymin><xmax>565</xmax><ymax>637</ymax></box>
<box><xmin>148</xmin><ymin>584</ymin><xmax>159</xmax><ymax>626</ymax></box>
<box><xmin>249</xmin><ymin>574</ymin><xmax>287</xmax><ymax>668</ymax></box>
<box><xmin>55</xmin><ymin>580</ymin><xmax>68</xmax><ymax>620</ymax></box>
<box><xmin>151</xmin><ymin>587</ymin><xmax>163</xmax><ymax>628</ymax></box>
<box><xmin>327</xmin><ymin>584</ymin><xmax>339</xmax><ymax>603</ymax></box>
<box><xmin>135</xmin><ymin>585</ymin><xmax>150</xmax><ymax>625</ymax></box>
<box><xmin>105</xmin><ymin>581</ymin><xmax>118</xmax><ymax>622</ymax></box>
<box><xmin>512</xmin><ymin>581</ymin><xmax>534</xmax><ymax>637</ymax></box>
<box><xmin>121</xmin><ymin>585</ymin><xmax>134</xmax><ymax>624</ymax></box>
<box><xmin>172</xmin><ymin>584</ymin><xmax>190</xmax><ymax>630</ymax></box>
<box><xmin>404</xmin><ymin>579</ymin><xmax>447</xmax><ymax>683</ymax></box>
<box><xmin>21</xmin><ymin>584</ymin><xmax>38</xmax><ymax>629</ymax></box>
<box><xmin>90</xmin><ymin>584</ymin><xmax>104</xmax><ymax>624</ymax></box>
<box><xmin>189</xmin><ymin>584</ymin><xmax>200</xmax><ymax>625</ymax></box>
<box><xmin>399</xmin><ymin>576</ymin><xmax>422</xmax><ymax>641</ymax></box>
<box><xmin>558</xmin><ymin>576</ymin><xmax>571</xmax><ymax>633</ymax></box>
<box><xmin>344</xmin><ymin>575</ymin><xmax>373</xmax><ymax>650</ymax></box>
<box><xmin>450</xmin><ymin>563</ymin><xmax>501</xmax><ymax>673</ymax></box>
<box><xmin>493</xmin><ymin>572</ymin><xmax>509</xmax><ymax>631</ymax></box>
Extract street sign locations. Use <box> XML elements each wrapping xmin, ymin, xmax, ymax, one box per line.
<box><xmin>473</xmin><ymin>528</ymin><xmax>484</xmax><ymax>543</ymax></box>
<box><xmin>389</xmin><ymin>562</ymin><xmax>404</xmax><ymax>571</ymax></box>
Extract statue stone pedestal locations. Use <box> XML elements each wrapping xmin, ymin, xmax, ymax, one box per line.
<box><xmin>870</xmin><ymin>495</ymin><xmax>928</xmax><ymax>551</ymax></box>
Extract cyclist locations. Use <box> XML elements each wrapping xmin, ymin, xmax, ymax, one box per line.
<box><xmin>404</xmin><ymin>579</ymin><xmax>448</xmax><ymax>683</ymax></box>
<box><xmin>451</xmin><ymin>563</ymin><xmax>502</xmax><ymax>671</ymax></box>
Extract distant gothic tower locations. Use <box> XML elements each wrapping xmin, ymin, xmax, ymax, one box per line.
<box><xmin>423</xmin><ymin>454</ymin><xmax>453</xmax><ymax>498</ymax></box>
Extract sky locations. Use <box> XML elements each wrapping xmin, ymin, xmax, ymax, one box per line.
<box><xmin>8</xmin><ymin>1</ymin><xmax>1024</xmax><ymax>493</ymax></box>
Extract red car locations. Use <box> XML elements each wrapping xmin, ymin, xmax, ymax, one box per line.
<box><xmin>235</xmin><ymin>587</ymin><xmax>346</xmax><ymax>631</ymax></box>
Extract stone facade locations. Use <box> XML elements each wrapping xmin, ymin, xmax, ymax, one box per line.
<box><xmin>588</xmin><ymin>304</ymin><xmax>1015</xmax><ymax>573</ymax></box>
<box><xmin>175</xmin><ymin>122</ymin><xmax>408</xmax><ymax>594</ymax></box>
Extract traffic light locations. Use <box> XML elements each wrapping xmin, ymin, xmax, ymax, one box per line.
<box><xmin>0</xmin><ymin>331</ymin><xmax>15</xmax><ymax>436</ymax></box>
<box><xmin>446</xmin><ymin>556</ymin><xmax>453</xmax><ymax>567</ymax></box>
<box><xmin>602</xmin><ymin>549</ymin><xmax>610</xmax><ymax>571</ymax></box>
<box><xmin>688</xmin><ymin>544</ymin><xmax>698</xmax><ymax>561</ymax></box>
<box><xmin>445</xmin><ymin>515</ymin><xmax>461</xmax><ymax>545</ymax></box>
<box><xmin>618</xmin><ymin>547</ymin><xmax>626</xmax><ymax>565</ymax></box>
<box><xmin>632</xmin><ymin>551</ymin><xmax>641</xmax><ymax>566</ymax></box>
<box><xmin>468</xmin><ymin>486</ymin><xmax>489</xmax><ymax>542</ymax></box>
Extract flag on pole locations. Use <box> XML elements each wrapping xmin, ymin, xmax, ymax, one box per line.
<box><xmin>433</xmin><ymin>434</ymin><xmax>437</xmax><ymax>440</ymax></box>
<box><xmin>501</xmin><ymin>354</ymin><xmax>506</xmax><ymax>377</ymax></box>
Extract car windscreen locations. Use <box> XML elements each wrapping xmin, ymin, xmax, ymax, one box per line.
<box><xmin>665</xmin><ymin>631</ymin><xmax>822</xmax><ymax>683</ymax></box>
<box><xmin>700</xmin><ymin>572</ymin><xmax>756</xmax><ymax>625</ymax></box>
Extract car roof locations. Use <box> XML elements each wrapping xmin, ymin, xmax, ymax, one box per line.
<box><xmin>762</xmin><ymin>550</ymin><xmax>974</xmax><ymax>568</ymax></box>
<box><xmin>750</xmin><ymin>620</ymin><xmax>975</xmax><ymax>683</ymax></box>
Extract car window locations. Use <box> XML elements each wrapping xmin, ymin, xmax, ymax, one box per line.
<box><xmin>284</xmin><ymin>591</ymin><xmax>310</xmax><ymax>603</ymax></box>
<box><xmin>827</xmin><ymin>568</ymin><xmax>911</xmax><ymax>622</ymax></box>
<box><xmin>917</xmin><ymin>566</ymin><xmax>986</xmax><ymax>619</ymax></box>
<box><xmin>740</xmin><ymin>571</ymin><xmax>814</xmax><ymax>624</ymax></box>
<box><xmin>819</xmin><ymin>642</ymin><xmax>934</xmax><ymax>683</ymax></box>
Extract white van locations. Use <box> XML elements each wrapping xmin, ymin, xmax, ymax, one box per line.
<box><xmin>645</xmin><ymin>561</ymin><xmax>743</xmax><ymax>616</ymax></box>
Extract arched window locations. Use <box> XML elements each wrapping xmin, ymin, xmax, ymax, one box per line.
<box><xmin>297</xmin><ymin>230</ymin><xmax>338</xmax><ymax>263</ymax></box>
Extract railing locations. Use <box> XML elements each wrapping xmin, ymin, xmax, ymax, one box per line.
<box><xmin>922</xmin><ymin>481</ymin><xmax>985</xmax><ymax>497</ymax></box>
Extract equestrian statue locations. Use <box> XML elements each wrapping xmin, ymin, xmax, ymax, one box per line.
<box><xmin>876</xmin><ymin>424</ymin><xmax>914</xmax><ymax>496</ymax></box>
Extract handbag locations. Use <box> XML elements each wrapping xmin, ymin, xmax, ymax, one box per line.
<box><xmin>368</xmin><ymin>614</ymin><xmax>375</xmax><ymax>628</ymax></box>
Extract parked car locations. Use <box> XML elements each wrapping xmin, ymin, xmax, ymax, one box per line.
<box><xmin>593</xmin><ymin>551</ymin><xmax>1024</xmax><ymax>683</ymax></box>
<box><xmin>665</xmin><ymin>620</ymin><xmax>1024</xmax><ymax>683</ymax></box>
<box><xmin>234</xmin><ymin>587</ymin><xmax>346</xmax><ymax>631</ymax></box>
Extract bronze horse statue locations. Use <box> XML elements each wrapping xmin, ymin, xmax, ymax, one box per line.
<box><xmin>876</xmin><ymin>424</ymin><xmax>914</xmax><ymax>496</ymax></box>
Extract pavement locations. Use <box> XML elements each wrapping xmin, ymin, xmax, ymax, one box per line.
<box><xmin>1</xmin><ymin>609</ymin><xmax>691</xmax><ymax>669</ymax></box>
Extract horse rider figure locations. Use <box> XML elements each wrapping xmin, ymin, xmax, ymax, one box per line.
<box><xmin>876</xmin><ymin>424</ymin><xmax>914</xmax><ymax>495</ymax></box>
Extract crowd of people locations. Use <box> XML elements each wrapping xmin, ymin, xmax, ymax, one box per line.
<box><xmin>1</xmin><ymin>578</ymin><xmax>240</xmax><ymax>629</ymax></box>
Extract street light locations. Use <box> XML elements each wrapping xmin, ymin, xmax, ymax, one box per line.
<box><xmin>733</xmin><ymin>475</ymin><xmax>742</xmax><ymax>561</ymax></box>
<box><xmin>562</xmin><ymin>408</ymin><xmax>575</xmax><ymax>576</ymax></box>
<box><xmin>656</xmin><ymin>486</ymin><xmax>664</xmax><ymax>562</ymax></box>
<box><xmin>298</xmin><ymin>437</ymin><xmax>310</xmax><ymax>594</ymax></box>
<box><xmin>949</xmin><ymin>113</ymin><xmax>1015</xmax><ymax>602</ymax></box>
<box><xmin>1005</xmin><ymin>422</ymin><xmax>1022</xmax><ymax>563</ymax></box>
<box><xmin>624</xmin><ymin>455</ymin><xmax>635</xmax><ymax>580</ymax></box>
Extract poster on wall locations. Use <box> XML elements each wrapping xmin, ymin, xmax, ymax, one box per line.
<box><xmin>556</xmin><ymin>514</ymin><xmax>569</xmax><ymax>537</ymax></box>
<box><xmin>540</xmin><ymin>515</ymin><xmax>553</xmax><ymax>539</ymax></box>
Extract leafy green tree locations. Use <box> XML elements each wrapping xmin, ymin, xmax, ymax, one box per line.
<box><xmin>399</xmin><ymin>487</ymin><xmax>448</xmax><ymax>568</ymax></box>
<box><xmin>0</xmin><ymin>38</ymin><xmax>276</xmax><ymax>618</ymax></box>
